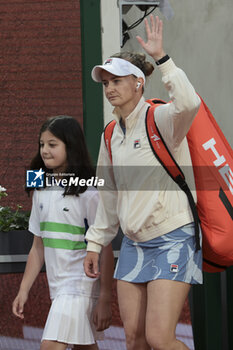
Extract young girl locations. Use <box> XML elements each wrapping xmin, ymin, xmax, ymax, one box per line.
<box><xmin>12</xmin><ymin>115</ymin><xmax>114</xmax><ymax>350</ymax></box>
<box><xmin>84</xmin><ymin>15</ymin><xmax>202</xmax><ymax>350</ymax></box>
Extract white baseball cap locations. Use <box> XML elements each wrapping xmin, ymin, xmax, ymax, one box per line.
<box><xmin>91</xmin><ymin>57</ymin><xmax>146</xmax><ymax>84</ymax></box>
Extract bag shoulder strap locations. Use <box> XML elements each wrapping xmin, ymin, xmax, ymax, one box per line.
<box><xmin>104</xmin><ymin>120</ymin><xmax>116</xmax><ymax>163</ymax></box>
<box><xmin>145</xmin><ymin>100</ymin><xmax>185</xmax><ymax>183</ymax></box>
<box><xmin>145</xmin><ymin>101</ymin><xmax>200</xmax><ymax>250</ymax></box>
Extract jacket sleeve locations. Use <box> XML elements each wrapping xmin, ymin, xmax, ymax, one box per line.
<box><xmin>154</xmin><ymin>58</ymin><xmax>201</xmax><ymax>151</ymax></box>
<box><xmin>85</xmin><ymin>134</ymin><xmax>120</xmax><ymax>254</ymax></box>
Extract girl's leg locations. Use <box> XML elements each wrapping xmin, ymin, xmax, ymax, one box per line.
<box><xmin>40</xmin><ymin>340</ymin><xmax>68</xmax><ymax>350</ymax></box>
<box><xmin>145</xmin><ymin>279</ymin><xmax>191</xmax><ymax>350</ymax></box>
<box><xmin>73</xmin><ymin>344</ymin><xmax>99</xmax><ymax>350</ymax></box>
<box><xmin>41</xmin><ymin>341</ymin><xmax>98</xmax><ymax>350</ymax></box>
<box><xmin>117</xmin><ymin>280</ymin><xmax>151</xmax><ymax>350</ymax></box>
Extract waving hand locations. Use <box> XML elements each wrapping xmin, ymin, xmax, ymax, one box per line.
<box><xmin>136</xmin><ymin>15</ymin><xmax>166</xmax><ymax>61</ymax></box>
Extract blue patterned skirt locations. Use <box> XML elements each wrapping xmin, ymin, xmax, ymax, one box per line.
<box><xmin>114</xmin><ymin>223</ymin><xmax>203</xmax><ymax>284</ymax></box>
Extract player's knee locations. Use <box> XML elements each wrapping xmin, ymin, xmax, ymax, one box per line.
<box><xmin>124</xmin><ymin>324</ymin><xmax>147</xmax><ymax>350</ymax></box>
<box><xmin>146</xmin><ymin>328</ymin><xmax>175</xmax><ymax>350</ymax></box>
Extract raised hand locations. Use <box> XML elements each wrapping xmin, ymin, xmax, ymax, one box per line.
<box><xmin>136</xmin><ymin>15</ymin><xmax>166</xmax><ymax>61</ymax></box>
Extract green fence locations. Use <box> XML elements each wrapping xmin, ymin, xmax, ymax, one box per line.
<box><xmin>80</xmin><ymin>0</ymin><xmax>103</xmax><ymax>165</ymax></box>
<box><xmin>190</xmin><ymin>267</ymin><xmax>233</xmax><ymax>350</ymax></box>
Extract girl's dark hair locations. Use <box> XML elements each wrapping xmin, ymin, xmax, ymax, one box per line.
<box><xmin>111</xmin><ymin>52</ymin><xmax>154</xmax><ymax>78</ymax></box>
<box><xmin>29</xmin><ymin>115</ymin><xmax>95</xmax><ymax>196</ymax></box>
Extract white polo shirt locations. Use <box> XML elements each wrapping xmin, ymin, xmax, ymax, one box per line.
<box><xmin>29</xmin><ymin>186</ymin><xmax>100</xmax><ymax>299</ymax></box>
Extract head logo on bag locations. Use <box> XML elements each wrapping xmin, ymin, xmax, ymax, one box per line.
<box><xmin>202</xmin><ymin>137</ymin><xmax>233</xmax><ymax>196</ymax></box>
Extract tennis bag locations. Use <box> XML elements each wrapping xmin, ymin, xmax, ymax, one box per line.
<box><xmin>104</xmin><ymin>96</ymin><xmax>233</xmax><ymax>273</ymax></box>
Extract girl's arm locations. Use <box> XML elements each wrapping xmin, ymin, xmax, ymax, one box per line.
<box><xmin>12</xmin><ymin>235</ymin><xmax>44</xmax><ymax>319</ymax></box>
<box><xmin>92</xmin><ymin>243</ymin><xmax>114</xmax><ymax>331</ymax></box>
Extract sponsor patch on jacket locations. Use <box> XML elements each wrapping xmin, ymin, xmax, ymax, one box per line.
<box><xmin>134</xmin><ymin>139</ymin><xmax>141</xmax><ymax>149</ymax></box>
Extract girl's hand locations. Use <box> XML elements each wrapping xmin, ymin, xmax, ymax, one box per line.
<box><xmin>92</xmin><ymin>297</ymin><xmax>112</xmax><ymax>331</ymax></box>
<box><xmin>12</xmin><ymin>290</ymin><xmax>28</xmax><ymax>319</ymax></box>
<box><xmin>84</xmin><ymin>251</ymin><xmax>100</xmax><ymax>278</ymax></box>
<box><xmin>136</xmin><ymin>15</ymin><xmax>166</xmax><ymax>61</ymax></box>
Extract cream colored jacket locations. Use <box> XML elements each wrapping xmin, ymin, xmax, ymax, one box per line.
<box><xmin>86</xmin><ymin>58</ymin><xmax>201</xmax><ymax>253</ymax></box>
